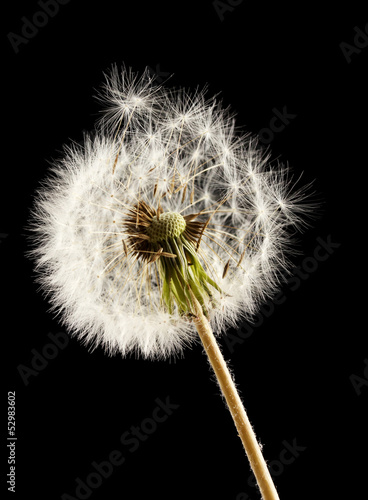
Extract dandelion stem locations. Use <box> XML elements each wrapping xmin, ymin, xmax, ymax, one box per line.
<box><xmin>190</xmin><ymin>292</ymin><xmax>280</xmax><ymax>500</ymax></box>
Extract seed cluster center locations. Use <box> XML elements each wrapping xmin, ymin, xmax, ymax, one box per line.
<box><xmin>146</xmin><ymin>212</ymin><xmax>186</xmax><ymax>243</ymax></box>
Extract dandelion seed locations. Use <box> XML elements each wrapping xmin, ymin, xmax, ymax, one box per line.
<box><xmin>29</xmin><ymin>65</ymin><xmax>315</xmax><ymax>500</ymax></box>
<box><xmin>222</xmin><ymin>259</ymin><xmax>231</xmax><ymax>278</ymax></box>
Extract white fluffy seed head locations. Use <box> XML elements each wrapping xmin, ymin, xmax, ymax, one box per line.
<box><xmin>29</xmin><ymin>66</ymin><xmax>314</xmax><ymax>360</ymax></box>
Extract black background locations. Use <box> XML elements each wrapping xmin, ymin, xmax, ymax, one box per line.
<box><xmin>3</xmin><ymin>2</ymin><xmax>367</xmax><ymax>499</ymax></box>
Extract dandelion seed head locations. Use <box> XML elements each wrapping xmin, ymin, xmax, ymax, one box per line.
<box><xmin>29</xmin><ymin>65</ymin><xmax>314</xmax><ymax>359</ymax></box>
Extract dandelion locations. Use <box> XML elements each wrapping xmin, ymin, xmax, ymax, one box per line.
<box><xmin>30</xmin><ymin>65</ymin><xmax>313</xmax><ymax>500</ymax></box>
